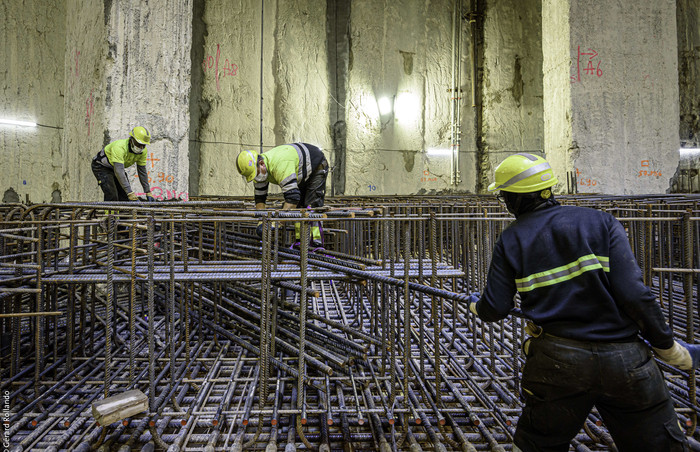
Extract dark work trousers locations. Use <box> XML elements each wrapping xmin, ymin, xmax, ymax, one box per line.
<box><xmin>295</xmin><ymin>160</ymin><xmax>328</xmax><ymax>241</ymax></box>
<box><xmin>514</xmin><ymin>335</ymin><xmax>688</xmax><ymax>452</ymax></box>
<box><xmin>92</xmin><ymin>160</ymin><xmax>129</xmax><ymax>202</ymax></box>
<box><xmin>297</xmin><ymin>159</ymin><xmax>328</xmax><ymax>209</ymax></box>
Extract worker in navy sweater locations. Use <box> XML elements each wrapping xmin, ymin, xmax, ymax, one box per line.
<box><xmin>468</xmin><ymin>153</ymin><xmax>697</xmax><ymax>451</ymax></box>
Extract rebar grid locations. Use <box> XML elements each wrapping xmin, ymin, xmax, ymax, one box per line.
<box><xmin>1</xmin><ymin>195</ymin><xmax>699</xmax><ymax>451</ymax></box>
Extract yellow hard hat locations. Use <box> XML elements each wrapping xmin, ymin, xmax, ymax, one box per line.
<box><xmin>488</xmin><ymin>153</ymin><xmax>558</xmax><ymax>193</ymax></box>
<box><xmin>236</xmin><ymin>150</ymin><xmax>259</xmax><ymax>182</ymax></box>
<box><xmin>129</xmin><ymin>126</ymin><xmax>151</xmax><ymax>145</ymax></box>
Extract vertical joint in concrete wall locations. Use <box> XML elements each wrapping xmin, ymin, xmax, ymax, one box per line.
<box><xmin>188</xmin><ymin>0</ymin><xmax>207</xmax><ymax>197</ymax></box>
<box><xmin>677</xmin><ymin>0</ymin><xmax>700</xmax><ymax>147</ymax></box>
<box><xmin>326</xmin><ymin>0</ymin><xmax>351</xmax><ymax>196</ymax></box>
<box><xmin>104</xmin><ymin>0</ymin><xmax>113</xmax><ymax>25</ymax></box>
<box><xmin>471</xmin><ymin>0</ymin><xmax>487</xmax><ymax>192</ymax></box>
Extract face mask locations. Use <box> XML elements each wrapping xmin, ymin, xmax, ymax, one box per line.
<box><xmin>130</xmin><ymin>142</ymin><xmax>145</xmax><ymax>154</ymax></box>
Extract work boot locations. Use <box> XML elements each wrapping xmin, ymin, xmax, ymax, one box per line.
<box><xmin>310</xmin><ymin>239</ymin><xmax>325</xmax><ymax>250</ymax></box>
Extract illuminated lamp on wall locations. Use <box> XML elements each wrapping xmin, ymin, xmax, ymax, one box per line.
<box><xmin>0</xmin><ymin>118</ymin><xmax>37</xmax><ymax>127</ymax></box>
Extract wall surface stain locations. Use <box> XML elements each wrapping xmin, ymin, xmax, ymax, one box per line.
<box><xmin>402</xmin><ymin>150</ymin><xmax>416</xmax><ymax>172</ymax></box>
<box><xmin>3</xmin><ymin>188</ymin><xmax>20</xmax><ymax>203</ymax></box>
<box><xmin>511</xmin><ymin>55</ymin><xmax>523</xmax><ymax>107</ymax></box>
<box><xmin>399</xmin><ymin>50</ymin><xmax>415</xmax><ymax>75</ymax></box>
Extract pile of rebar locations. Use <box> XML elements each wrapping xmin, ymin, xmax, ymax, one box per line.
<box><xmin>1</xmin><ymin>194</ymin><xmax>699</xmax><ymax>451</ymax></box>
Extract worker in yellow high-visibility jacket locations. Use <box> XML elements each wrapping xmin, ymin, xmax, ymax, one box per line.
<box><xmin>91</xmin><ymin>126</ymin><xmax>154</xmax><ymax>202</ymax></box>
<box><xmin>237</xmin><ymin>143</ymin><xmax>328</xmax><ymax>249</ymax></box>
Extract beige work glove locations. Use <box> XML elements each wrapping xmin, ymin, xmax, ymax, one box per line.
<box><xmin>127</xmin><ymin>192</ymin><xmax>139</xmax><ymax>201</ymax></box>
<box><xmin>653</xmin><ymin>341</ymin><xmax>693</xmax><ymax>370</ymax></box>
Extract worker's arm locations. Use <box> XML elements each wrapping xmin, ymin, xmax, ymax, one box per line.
<box><xmin>112</xmin><ymin>162</ymin><xmax>138</xmax><ymax>200</ymax></box>
<box><xmin>271</xmin><ymin>162</ymin><xmax>302</xmax><ymax>207</ymax></box>
<box><xmin>136</xmin><ymin>165</ymin><xmax>153</xmax><ymax>200</ymax></box>
<box><xmin>606</xmin><ymin>215</ymin><xmax>674</xmax><ymax>349</ymax></box>
<box><xmin>254</xmin><ymin>181</ymin><xmax>269</xmax><ymax>205</ymax></box>
<box><xmin>473</xmin><ymin>238</ymin><xmax>518</xmax><ymax>322</ymax></box>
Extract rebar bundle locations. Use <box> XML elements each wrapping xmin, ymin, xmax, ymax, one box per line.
<box><xmin>1</xmin><ymin>195</ymin><xmax>699</xmax><ymax>451</ymax></box>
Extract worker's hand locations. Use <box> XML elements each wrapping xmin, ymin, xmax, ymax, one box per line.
<box><xmin>127</xmin><ymin>192</ymin><xmax>139</xmax><ymax>201</ymax></box>
<box><xmin>524</xmin><ymin>321</ymin><xmax>543</xmax><ymax>337</ymax></box>
<box><xmin>145</xmin><ymin>192</ymin><xmax>155</xmax><ymax>202</ymax></box>
<box><xmin>467</xmin><ymin>292</ymin><xmax>480</xmax><ymax>316</ymax></box>
<box><xmin>653</xmin><ymin>340</ymin><xmax>699</xmax><ymax>370</ymax></box>
<box><xmin>680</xmin><ymin>341</ymin><xmax>700</xmax><ymax>369</ymax></box>
<box><xmin>256</xmin><ymin>221</ymin><xmax>279</xmax><ymax>238</ymax></box>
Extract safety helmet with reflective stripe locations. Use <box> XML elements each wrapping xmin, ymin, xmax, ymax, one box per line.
<box><xmin>129</xmin><ymin>126</ymin><xmax>151</xmax><ymax>145</ymax></box>
<box><xmin>236</xmin><ymin>150</ymin><xmax>259</xmax><ymax>182</ymax></box>
<box><xmin>487</xmin><ymin>153</ymin><xmax>558</xmax><ymax>193</ymax></box>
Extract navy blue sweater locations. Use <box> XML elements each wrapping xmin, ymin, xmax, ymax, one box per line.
<box><xmin>476</xmin><ymin>203</ymin><xmax>674</xmax><ymax>349</ymax></box>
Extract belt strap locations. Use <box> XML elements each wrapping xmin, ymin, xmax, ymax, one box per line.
<box><xmin>93</xmin><ymin>149</ymin><xmax>111</xmax><ymax>167</ymax></box>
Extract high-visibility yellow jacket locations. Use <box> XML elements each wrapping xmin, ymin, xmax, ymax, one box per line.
<box><xmin>254</xmin><ymin>143</ymin><xmax>325</xmax><ymax>205</ymax></box>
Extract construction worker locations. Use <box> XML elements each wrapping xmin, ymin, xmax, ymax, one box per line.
<box><xmin>91</xmin><ymin>126</ymin><xmax>155</xmax><ymax>202</ymax></box>
<box><xmin>467</xmin><ymin>153</ymin><xmax>698</xmax><ymax>451</ymax></box>
<box><xmin>236</xmin><ymin>143</ymin><xmax>328</xmax><ymax>248</ymax></box>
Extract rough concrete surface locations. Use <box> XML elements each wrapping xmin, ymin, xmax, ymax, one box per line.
<box><xmin>344</xmin><ymin>0</ymin><xmax>473</xmax><ymax>195</ymax></box>
<box><xmin>678</xmin><ymin>0</ymin><xmax>700</xmax><ymax>146</ymax></box>
<box><xmin>1</xmin><ymin>0</ymin><xmax>65</xmax><ymax>204</ymax></box>
<box><xmin>1</xmin><ymin>0</ymin><xmax>697</xmax><ymax>199</ymax></box>
<box><xmin>62</xmin><ymin>0</ymin><xmax>107</xmax><ymax>202</ymax></box>
<box><xmin>481</xmin><ymin>0</ymin><xmax>544</xmax><ymax>177</ymax></box>
<box><xmin>103</xmin><ymin>0</ymin><xmax>192</xmax><ymax>201</ymax></box>
<box><xmin>563</xmin><ymin>0</ymin><xmax>678</xmax><ymax>194</ymax></box>
<box><xmin>542</xmin><ymin>0</ymin><xmax>574</xmax><ymax>192</ymax></box>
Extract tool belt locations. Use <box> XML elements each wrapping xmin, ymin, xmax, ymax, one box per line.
<box><xmin>93</xmin><ymin>149</ymin><xmax>111</xmax><ymax>168</ymax></box>
<box><xmin>314</xmin><ymin>159</ymin><xmax>329</xmax><ymax>173</ymax></box>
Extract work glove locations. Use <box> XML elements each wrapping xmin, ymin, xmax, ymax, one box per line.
<box><xmin>256</xmin><ymin>221</ymin><xmax>280</xmax><ymax>238</ymax></box>
<box><xmin>145</xmin><ymin>192</ymin><xmax>155</xmax><ymax>202</ymax></box>
<box><xmin>654</xmin><ymin>340</ymin><xmax>700</xmax><ymax>370</ymax></box>
<box><xmin>524</xmin><ymin>321</ymin><xmax>543</xmax><ymax>338</ymax></box>
<box><xmin>127</xmin><ymin>192</ymin><xmax>139</xmax><ymax>201</ymax></box>
<box><xmin>467</xmin><ymin>292</ymin><xmax>480</xmax><ymax>316</ymax></box>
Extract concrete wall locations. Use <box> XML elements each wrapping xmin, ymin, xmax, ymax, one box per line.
<box><xmin>542</xmin><ymin>0</ymin><xmax>573</xmax><ymax>192</ymax></box>
<box><xmin>1</xmin><ymin>0</ymin><xmax>65</xmax><ymax>204</ymax></box>
<box><xmin>481</xmin><ymin>0</ymin><xmax>544</xmax><ymax>181</ymax></box>
<box><xmin>343</xmin><ymin>0</ymin><xmax>475</xmax><ymax>196</ymax></box>
<box><xmin>545</xmin><ymin>0</ymin><xmax>679</xmax><ymax>195</ymax></box>
<box><xmin>63</xmin><ymin>0</ymin><xmax>107</xmax><ymax>202</ymax></box>
<box><xmin>63</xmin><ymin>0</ymin><xmax>192</xmax><ymax>202</ymax></box>
<box><xmin>192</xmin><ymin>0</ymin><xmax>332</xmax><ymax>199</ymax></box>
<box><xmin>2</xmin><ymin>0</ymin><xmax>696</xmax><ymax>200</ymax></box>
<box><xmin>103</xmin><ymin>0</ymin><xmax>192</xmax><ymax>201</ymax></box>
<box><xmin>191</xmin><ymin>0</ymin><xmax>474</xmax><ymax>198</ymax></box>
<box><xmin>678</xmin><ymin>0</ymin><xmax>700</xmax><ymax>147</ymax></box>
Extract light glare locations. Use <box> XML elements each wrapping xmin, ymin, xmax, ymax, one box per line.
<box><xmin>0</xmin><ymin>118</ymin><xmax>37</xmax><ymax>127</ymax></box>
<box><xmin>378</xmin><ymin>97</ymin><xmax>392</xmax><ymax>116</ymax></box>
<box><xmin>394</xmin><ymin>92</ymin><xmax>419</xmax><ymax>124</ymax></box>
<box><xmin>427</xmin><ymin>148</ymin><xmax>452</xmax><ymax>156</ymax></box>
